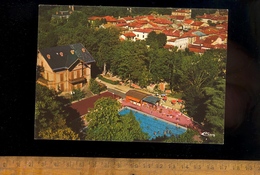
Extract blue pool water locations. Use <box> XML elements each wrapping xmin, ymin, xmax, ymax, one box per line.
<box><xmin>119</xmin><ymin>107</ymin><xmax>187</xmax><ymax>140</ymax></box>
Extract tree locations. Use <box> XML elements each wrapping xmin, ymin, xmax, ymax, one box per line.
<box><xmin>84</xmin><ymin>97</ymin><xmax>149</xmax><ymax>141</ymax></box>
<box><xmin>164</xmin><ymin>129</ymin><xmax>200</xmax><ymax>143</ymax></box>
<box><xmin>177</xmin><ymin>52</ymin><xmax>220</xmax><ymax>119</ymax></box>
<box><xmin>146</xmin><ymin>31</ymin><xmax>167</xmax><ymax>49</ymax></box>
<box><xmin>95</xmin><ymin>27</ymin><xmax>121</xmax><ymax>74</ymax></box>
<box><xmin>147</xmin><ymin>48</ymin><xmax>172</xmax><ymax>83</ymax></box>
<box><xmin>110</xmin><ymin>40</ymin><xmax>148</xmax><ymax>83</ymax></box>
<box><xmin>71</xmin><ymin>88</ymin><xmax>85</xmax><ymax>101</ymax></box>
<box><xmin>89</xmin><ymin>78</ymin><xmax>107</xmax><ymax>94</ymax></box>
<box><xmin>39</xmin><ymin>124</ymin><xmax>79</xmax><ymax>140</ymax></box>
<box><xmin>202</xmin><ymin>79</ymin><xmax>225</xmax><ymax>143</ymax></box>
<box><xmin>35</xmin><ymin>83</ymin><xmax>79</xmax><ymax>140</ymax></box>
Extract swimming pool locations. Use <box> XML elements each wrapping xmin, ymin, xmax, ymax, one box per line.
<box><xmin>119</xmin><ymin>107</ymin><xmax>187</xmax><ymax>140</ymax></box>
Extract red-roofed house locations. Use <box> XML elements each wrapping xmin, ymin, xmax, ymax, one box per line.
<box><xmin>120</xmin><ymin>32</ymin><xmax>136</xmax><ymax>41</ymax></box>
<box><xmin>162</xmin><ymin>29</ymin><xmax>181</xmax><ymax>40</ymax></box>
<box><xmin>200</xmin><ymin>27</ymin><xmax>220</xmax><ymax>35</ymax></box>
<box><xmin>153</xmin><ymin>18</ymin><xmax>173</xmax><ymax>25</ymax></box>
<box><xmin>122</xmin><ymin>16</ymin><xmax>135</xmax><ymax>23</ymax></box>
<box><xmin>180</xmin><ymin>30</ymin><xmax>197</xmax><ymax>44</ymax></box>
<box><xmin>147</xmin><ymin>15</ymin><xmax>156</xmax><ymax>21</ymax></box>
<box><xmin>102</xmin><ymin>16</ymin><xmax>117</xmax><ymax>24</ymax></box>
<box><xmin>128</xmin><ymin>22</ymin><xmax>144</xmax><ymax>30</ymax></box>
<box><xmin>169</xmin><ymin>15</ymin><xmax>185</xmax><ymax>22</ymax></box>
<box><xmin>196</xmin><ymin>14</ymin><xmax>214</xmax><ymax>23</ymax></box>
<box><xmin>171</xmin><ymin>9</ymin><xmax>191</xmax><ymax>19</ymax></box>
<box><xmin>166</xmin><ymin>37</ymin><xmax>189</xmax><ymax>51</ymax></box>
<box><xmin>182</xmin><ymin>19</ymin><xmax>194</xmax><ymax>30</ymax></box>
<box><xmin>190</xmin><ymin>21</ymin><xmax>208</xmax><ymax>30</ymax></box>
<box><xmin>197</xmin><ymin>13</ymin><xmax>228</xmax><ymax>24</ymax></box>
<box><xmin>188</xmin><ymin>44</ymin><xmax>205</xmax><ymax>54</ymax></box>
<box><xmin>133</xmin><ymin>28</ymin><xmax>153</xmax><ymax>40</ymax></box>
<box><xmin>202</xmin><ymin>35</ymin><xmax>225</xmax><ymax>49</ymax></box>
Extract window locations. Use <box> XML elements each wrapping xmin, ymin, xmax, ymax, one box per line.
<box><xmin>60</xmin><ymin>83</ymin><xmax>64</xmax><ymax>91</ymax></box>
<box><xmin>77</xmin><ymin>70</ymin><xmax>80</xmax><ymax>78</ymax></box>
<box><xmin>60</xmin><ymin>73</ymin><xmax>64</xmax><ymax>81</ymax></box>
<box><xmin>71</xmin><ymin>71</ymin><xmax>74</xmax><ymax>79</ymax></box>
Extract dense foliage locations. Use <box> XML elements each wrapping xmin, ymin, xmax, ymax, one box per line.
<box><xmin>89</xmin><ymin>78</ymin><xmax>107</xmax><ymax>94</ymax></box>
<box><xmin>97</xmin><ymin>75</ymin><xmax>120</xmax><ymax>85</ymax></box>
<box><xmin>35</xmin><ymin>83</ymin><xmax>79</xmax><ymax>140</ymax></box>
<box><xmin>84</xmin><ymin>97</ymin><xmax>149</xmax><ymax>141</ymax></box>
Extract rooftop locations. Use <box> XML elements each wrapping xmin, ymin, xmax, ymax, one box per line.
<box><xmin>39</xmin><ymin>43</ymin><xmax>95</xmax><ymax>72</ymax></box>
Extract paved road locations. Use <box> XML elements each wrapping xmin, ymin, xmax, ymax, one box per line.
<box><xmin>107</xmin><ymin>88</ymin><xmax>126</xmax><ymax>98</ymax></box>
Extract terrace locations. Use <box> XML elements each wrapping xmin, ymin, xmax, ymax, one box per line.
<box><xmin>121</xmin><ymin>99</ymin><xmax>202</xmax><ymax>133</ymax></box>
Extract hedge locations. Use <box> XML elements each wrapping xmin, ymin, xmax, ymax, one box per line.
<box><xmin>98</xmin><ymin>75</ymin><xmax>120</xmax><ymax>85</ymax></box>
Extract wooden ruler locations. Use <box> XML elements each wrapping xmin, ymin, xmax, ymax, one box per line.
<box><xmin>0</xmin><ymin>156</ymin><xmax>260</xmax><ymax>175</ymax></box>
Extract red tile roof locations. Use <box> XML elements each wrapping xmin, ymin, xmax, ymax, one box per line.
<box><xmin>189</xmin><ymin>47</ymin><xmax>205</xmax><ymax>53</ymax></box>
<box><xmin>68</xmin><ymin>91</ymin><xmax>120</xmax><ymax>117</ymax></box>
<box><xmin>191</xmin><ymin>21</ymin><xmax>204</xmax><ymax>26</ymax></box>
<box><xmin>134</xmin><ymin>28</ymin><xmax>153</xmax><ymax>33</ymax></box>
<box><xmin>180</xmin><ymin>30</ymin><xmax>197</xmax><ymax>38</ymax></box>
<box><xmin>147</xmin><ymin>15</ymin><xmax>156</xmax><ymax>20</ymax></box>
<box><xmin>124</xmin><ymin>32</ymin><xmax>136</xmax><ymax>37</ymax></box>
<box><xmin>162</xmin><ymin>29</ymin><xmax>181</xmax><ymax>37</ymax></box>
<box><xmin>128</xmin><ymin>22</ymin><xmax>144</xmax><ymax>28</ymax></box>
<box><xmin>183</xmin><ymin>19</ymin><xmax>194</xmax><ymax>24</ymax></box>
<box><xmin>116</xmin><ymin>23</ymin><xmax>128</xmax><ymax>27</ymax></box>
<box><xmin>169</xmin><ymin>15</ymin><xmax>185</xmax><ymax>20</ymax></box>
<box><xmin>123</xmin><ymin>16</ymin><xmax>134</xmax><ymax>21</ymax></box>
<box><xmin>200</xmin><ymin>27</ymin><xmax>220</xmax><ymax>35</ymax></box>
<box><xmin>196</xmin><ymin>14</ymin><xmax>214</xmax><ymax>19</ymax></box>
<box><xmin>204</xmin><ymin>35</ymin><xmax>219</xmax><ymax>44</ymax></box>
<box><xmin>117</xmin><ymin>19</ymin><xmax>126</xmax><ymax>23</ymax></box>
<box><xmin>194</xmin><ymin>39</ymin><xmax>204</xmax><ymax>45</ymax></box>
<box><xmin>136</xmin><ymin>19</ymin><xmax>149</xmax><ymax>24</ymax></box>
<box><xmin>135</xmin><ymin>16</ymin><xmax>146</xmax><ymax>20</ymax></box>
<box><xmin>153</xmin><ymin>18</ymin><xmax>173</xmax><ymax>24</ymax></box>
<box><xmin>167</xmin><ymin>38</ymin><xmax>177</xmax><ymax>42</ymax></box>
<box><xmin>103</xmin><ymin>16</ymin><xmax>117</xmax><ymax>22</ymax></box>
<box><xmin>88</xmin><ymin>16</ymin><xmax>102</xmax><ymax>20</ymax></box>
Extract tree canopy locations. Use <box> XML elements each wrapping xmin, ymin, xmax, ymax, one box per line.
<box><xmin>35</xmin><ymin>83</ymin><xmax>79</xmax><ymax>140</ymax></box>
<box><xmin>85</xmin><ymin>97</ymin><xmax>149</xmax><ymax>141</ymax></box>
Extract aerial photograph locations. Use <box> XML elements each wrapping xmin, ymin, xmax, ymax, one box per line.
<box><xmin>35</xmin><ymin>5</ymin><xmax>228</xmax><ymax>144</ymax></box>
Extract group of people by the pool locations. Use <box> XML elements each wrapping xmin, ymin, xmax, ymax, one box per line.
<box><xmin>153</xmin><ymin>129</ymin><xmax>174</xmax><ymax>136</ymax></box>
<box><xmin>120</xmin><ymin>98</ymin><xmax>201</xmax><ymax>133</ymax></box>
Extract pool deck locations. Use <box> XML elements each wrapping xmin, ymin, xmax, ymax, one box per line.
<box><xmin>121</xmin><ymin>100</ymin><xmax>202</xmax><ymax>133</ymax></box>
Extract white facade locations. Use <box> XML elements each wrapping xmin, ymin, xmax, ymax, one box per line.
<box><xmin>132</xmin><ymin>31</ymin><xmax>150</xmax><ymax>41</ymax></box>
<box><xmin>167</xmin><ymin>37</ymin><xmax>189</xmax><ymax>50</ymax></box>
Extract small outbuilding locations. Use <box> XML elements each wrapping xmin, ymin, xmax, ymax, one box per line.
<box><xmin>142</xmin><ymin>96</ymin><xmax>161</xmax><ymax>105</ymax></box>
<box><xmin>125</xmin><ymin>90</ymin><xmax>149</xmax><ymax>105</ymax></box>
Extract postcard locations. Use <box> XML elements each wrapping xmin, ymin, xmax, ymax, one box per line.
<box><xmin>35</xmin><ymin>5</ymin><xmax>228</xmax><ymax>144</ymax></box>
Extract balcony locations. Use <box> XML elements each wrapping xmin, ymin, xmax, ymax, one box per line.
<box><xmin>69</xmin><ymin>77</ymin><xmax>86</xmax><ymax>84</ymax></box>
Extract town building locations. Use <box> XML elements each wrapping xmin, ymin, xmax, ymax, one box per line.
<box><xmin>37</xmin><ymin>43</ymin><xmax>95</xmax><ymax>93</ymax></box>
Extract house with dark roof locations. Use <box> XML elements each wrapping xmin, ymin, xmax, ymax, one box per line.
<box><xmin>37</xmin><ymin>43</ymin><xmax>95</xmax><ymax>93</ymax></box>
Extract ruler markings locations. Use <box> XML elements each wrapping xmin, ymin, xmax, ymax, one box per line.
<box><xmin>0</xmin><ymin>157</ymin><xmax>259</xmax><ymax>175</ymax></box>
